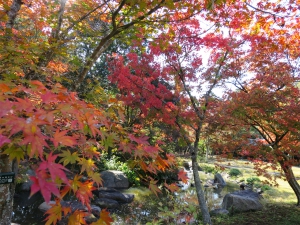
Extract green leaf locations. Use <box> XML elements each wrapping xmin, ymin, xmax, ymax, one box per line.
<box><xmin>3</xmin><ymin>145</ymin><xmax>24</xmax><ymax>163</ymax></box>
<box><xmin>59</xmin><ymin>150</ymin><xmax>79</xmax><ymax>166</ymax></box>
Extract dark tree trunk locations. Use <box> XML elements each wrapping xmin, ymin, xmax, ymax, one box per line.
<box><xmin>0</xmin><ymin>155</ymin><xmax>18</xmax><ymax>225</ymax></box>
<box><xmin>279</xmin><ymin>160</ymin><xmax>300</xmax><ymax>206</ymax></box>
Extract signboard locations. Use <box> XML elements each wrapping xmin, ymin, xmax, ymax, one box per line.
<box><xmin>0</xmin><ymin>172</ymin><xmax>15</xmax><ymax>184</ymax></box>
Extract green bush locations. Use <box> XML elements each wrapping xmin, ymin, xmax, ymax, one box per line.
<box><xmin>98</xmin><ymin>155</ymin><xmax>140</xmax><ymax>186</ymax></box>
<box><xmin>228</xmin><ymin>168</ymin><xmax>242</xmax><ymax>177</ymax></box>
<box><xmin>246</xmin><ymin>177</ymin><xmax>261</xmax><ymax>185</ymax></box>
<box><xmin>261</xmin><ymin>184</ymin><xmax>271</xmax><ymax>191</ymax></box>
<box><xmin>202</xmin><ymin>165</ymin><xmax>218</xmax><ymax>174</ymax></box>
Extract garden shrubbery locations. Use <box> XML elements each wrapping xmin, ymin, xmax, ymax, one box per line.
<box><xmin>228</xmin><ymin>168</ymin><xmax>242</xmax><ymax>177</ymax></box>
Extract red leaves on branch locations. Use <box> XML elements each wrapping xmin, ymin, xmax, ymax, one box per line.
<box><xmin>178</xmin><ymin>169</ymin><xmax>189</xmax><ymax>184</ymax></box>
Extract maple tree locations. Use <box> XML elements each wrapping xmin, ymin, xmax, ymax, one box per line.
<box><xmin>108</xmin><ymin>0</ymin><xmax>300</xmax><ymax>222</ymax></box>
<box><xmin>0</xmin><ymin>0</ymin><xmax>210</xmax><ymax>224</ymax></box>
<box><xmin>1</xmin><ymin>0</ymin><xmax>300</xmax><ymax>225</ymax></box>
<box><xmin>205</xmin><ymin>0</ymin><xmax>300</xmax><ymax>206</ymax></box>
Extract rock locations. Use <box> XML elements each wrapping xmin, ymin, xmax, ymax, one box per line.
<box><xmin>91</xmin><ymin>205</ymin><xmax>101</xmax><ymax>216</ymax></box>
<box><xmin>210</xmin><ymin>208</ymin><xmax>229</xmax><ymax>216</ymax></box>
<box><xmin>19</xmin><ymin>169</ymin><xmax>35</xmax><ymax>191</ymax></box>
<box><xmin>93</xmin><ymin>197</ymin><xmax>120</xmax><ymax>209</ymax></box>
<box><xmin>39</xmin><ymin>201</ymin><xmax>100</xmax><ymax>215</ymax></box>
<box><xmin>38</xmin><ymin>201</ymin><xmax>56</xmax><ymax>212</ymax></box>
<box><xmin>39</xmin><ymin>201</ymin><xmax>100</xmax><ymax>225</ymax></box>
<box><xmin>20</xmin><ymin>181</ymin><xmax>32</xmax><ymax>191</ymax></box>
<box><xmin>222</xmin><ymin>190</ymin><xmax>263</xmax><ymax>213</ymax></box>
<box><xmin>204</xmin><ymin>179</ymin><xmax>214</xmax><ymax>187</ymax></box>
<box><xmin>100</xmin><ymin>170</ymin><xmax>129</xmax><ymax>189</ymax></box>
<box><xmin>214</xmin><ymin>173</ymin><xmax>226</xmax><ymax>187</ymax></box>
<box><xmin>182</xmin><ymin>161</ymin><xmax>191</xmax><ymax>170</ymax></box>
<box><xmin>97</xmin><ymin>188</ymin><xmax>134</xmax><ymax>203</ymax></box>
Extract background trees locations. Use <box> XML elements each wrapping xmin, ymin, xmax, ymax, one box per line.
<box><xmin>1</xmin><ymin>0</ymin><xmax>300</xmax><ymax>225</ymax></box>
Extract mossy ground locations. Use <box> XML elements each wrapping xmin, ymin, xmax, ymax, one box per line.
<box><xmin>212</xmin><ymin>203</ymin><xmax>300</xmax><ymax>225</ymax></box>
<box><xmin>194</xmin><ymin>156</ymin><xmax>300</xmax><ymax>225</ymax></box>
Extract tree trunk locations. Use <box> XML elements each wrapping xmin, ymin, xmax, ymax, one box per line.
<box><xmin>279</xmin><ymin>160</ymin><xmax>300</xmax><ymax>206</ymax></box>
<box><xmin>0</xmin><ymin>155</ymin><xmax>18</xmax><ymax>225</ymax></box>
<box><xmin>190</xmin><ymin>146</ymin><xmax>212</xmax><ymax>225</ymax></box>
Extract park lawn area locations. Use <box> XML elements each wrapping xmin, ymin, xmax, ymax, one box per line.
<box><xmin>212</xmin><ymin>202</ymin><xmax>300</xmax><ymax>225</ymax></box>
<box><xmin>199</xmin><ymin>157</ymin><xmax>300</xmax><ymax>225</ymax></box>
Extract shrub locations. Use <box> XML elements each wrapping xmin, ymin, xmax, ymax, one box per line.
<box><xmin>228</xmin><ymin>168</ymin><xmax>242</xmax><ymax>177</ymax></box>
<box><xmin>202</xmin><ymin>165</ymin><xmax>218</xmax><ymax>174</ymax></box>
<box><xmin>98</xmin><ymin>155</ymin><xmax>140</xmax><ymax>186</ymax></box>
<box><xmin>246</xmin><ymin>177</ymin><xmax>261</xmax><ymax>185</ymax></box>
<box><xmin>261</xmin><ymin>184</ymin><xmax>271</xmax><ymax>191</ymax></box>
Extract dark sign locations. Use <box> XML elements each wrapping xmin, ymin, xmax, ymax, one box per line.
<box><xmin>0</xmin><ymin>172</ymin><xmax>15</xmax><ymax>184</ymax></box>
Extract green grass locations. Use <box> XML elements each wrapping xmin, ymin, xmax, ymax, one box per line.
<box><xmin>211</xmin><ymin>203</ymin><xmax>300</xmax><ymax>225</ymax></box>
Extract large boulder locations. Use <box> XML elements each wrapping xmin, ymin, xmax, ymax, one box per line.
<box><xmin>182</xmin><ymin>161</ymin><xmax>191</xmax><ymax>170</ymax></box>
<box><xmin>210</xmin><ymin>208</ymin><xmax>229</xmax><ymax>216</ymax></box>
<box><xmin>96</xmin><ymin>188</ymin><xmax>134</xmax><ymax>203</ymax></box>
<box><xmin>100</xmin><ymin>170</ymin><xmax>129</xmax><ymax>189</ymax></box>
<box><xmin>222</xmin><ymin>190</ymin><xmax>263</xmax><ymax>213</ymax></box>
<box><xmin>93</xmin><ymin>197</ymin><xmax>120</xmax><ymax>209</ymax></box>
<box><xmin>214</xmin><ymin>173</ymin><xmax>226</xmax><ymax>187</ymax></box>
<box><xmin>39</xmin><ymin>201</ymin><xmax>100</xmax><ymax>224</ymax></box>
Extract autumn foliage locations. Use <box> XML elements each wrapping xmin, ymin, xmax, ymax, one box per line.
<box><xmin>1</xmin><ymin>0</ymin><xmax>300</xmax><ymax>224</ymax></box>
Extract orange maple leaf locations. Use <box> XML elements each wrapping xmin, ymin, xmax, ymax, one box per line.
<box><xmin>178</xmin><ymin>169</ymin><xmax>189</xmax><ymax>184</ymax></box>
<box><xmin>148</xmin><ymin>178</ymin><xmax>161</xmax><ymax>197</ymax></box>
<box><xmin>91</xmin><ymin>209</ymin><xmax>114</xmax><ymax>225</ymax></box>
<box><xmin>164</xmin><ymin>182</ymin><xmax>179</xmax><ymax>192</ymax></box>
<box><xmin>44</xmin><ymin>199</ymin><xmax>71</xmax><ymax>225</ymax></box>
<box><xmin>53</xmin><ymin>129</ymin><xmax>77</xmax><ymax>148</ymax></box>
<box><xmin>75</xmin><ymin>181</ymin><xmax>95</xmax><ymax>210</ymax></box>
<box><xmin>68</xmin><ymin>210</ymin><xmax>87</xmax><ymax>225</ymax></box>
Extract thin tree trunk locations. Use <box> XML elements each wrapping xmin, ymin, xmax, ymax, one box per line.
<box><xmin>0</xmin><ymin>155</ymin><xmax>18</xmax><ymax>225</ymax></box>
<box><xmin>190</xmin><ymin>128</ymin><xmax>212</xmax><ymax>224</ymax></box>
<box><xmin>279</xmin><ymin>160</ymin><xmax>300</xmax><ymax>206</ymax></box>
<box><xmin>191</xmin><ymin>149</ymin><xmax>212</xmax><ymax>224</ymax></box>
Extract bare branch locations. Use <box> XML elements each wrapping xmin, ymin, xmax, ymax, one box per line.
<box><xmin>245</xmin><ymin>1</ymin><xmax>298</xmax><ymax>18</ymax></box>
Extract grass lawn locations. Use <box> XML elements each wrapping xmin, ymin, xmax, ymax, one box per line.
<box><xmin>212</xmin><ymin>203</ymin><xmax>300</xmax><ymax>225</ymax></box>
<box><xmin>195</xmin><ymin>157</ymin><xmax>300</xmax><ymax>225</ymax></box>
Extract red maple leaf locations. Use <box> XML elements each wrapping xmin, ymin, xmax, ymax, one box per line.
<box><xmin>0</xmin><ymin>134</ymin><xmax>10</xmax><ymax>147</ymax></box>
<box><xmin>164</xmin><ymin>182</ymin><xmax>179</xmax><ymax>192</ymax></box>
<box><xmin>128</xmin><ymin>134</ymin><xmax>149</xmax><ymax>145</ymax></box>
<box><xmin>178</xmin><ymin>169</ymin><xmax>189</xmax><ymax>184</ymax></box>
<box><xmin>38</xmin><ymin>153</ymin><xmax>69</xmax><ymax>184</ymax></box>
<box><xmin>30</xmin><ymin>170</ymin><xmax>60</xmax><ymax>202</ymax></box>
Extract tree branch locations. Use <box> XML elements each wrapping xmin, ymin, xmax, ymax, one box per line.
<box><xmin>75</xmin><ymin>0</ymin><xmax>166</xmax><ymax>90</ymax></box>
<box><xmin>52</xmin><ymin>0</ymin><xmax>67</xmax><ymax>40</ymax></box>
<box><xmin>5</xmin><ymin>0</ymin><xmax>23</xmax><ymax>30</ymax></box>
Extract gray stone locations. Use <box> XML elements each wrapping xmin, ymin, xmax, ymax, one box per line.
<box><xmin>19</xmin><ymin>169</ymin><xmax>35</xmax><ymax>191</ymax></box>
<box><xmin>210</xmin><ymin>208</ymin><xmax>229</xmax><ymax>216</ymax></box>
<box><xmin>39</xmin><ymin>201</ymin><xmax>100</xmax><ymax>225</ymax></box>
<box><xmin>38</xmin><ymin>201</ymin><xmax>56</xmax><ymax>212</ymax></box>
<box><xmin>182</xmin><ymin>161</ymin><xmax>191</xmax><ymax>170</ymax></box>
<box><xmin>39</xmin><ymin>201</ymin><xmax>100</xmax><ymax>215</ymax></box>
<box><xmin>94</xmin><ymin>197</ymin><xmax>120</xmax><ymax>209</ymax></box>
<box><xmin>100</xmin><ymin>170</ymin><xmax>129</xmax><ymax>189</ymax></box>
<box><xmin>97</xmin><ymin>188</ymin><xmax>134</xmax><ymax>203</ymax></box>
<box><xmin>222</xmin><ymin>190</ymin><xmax>263</xmax><ymax>213</ymax></box>
<box><xmin>214</xmin><ymin>173</ymin><xmax>226</xmax><ymax>187</ymax></box>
